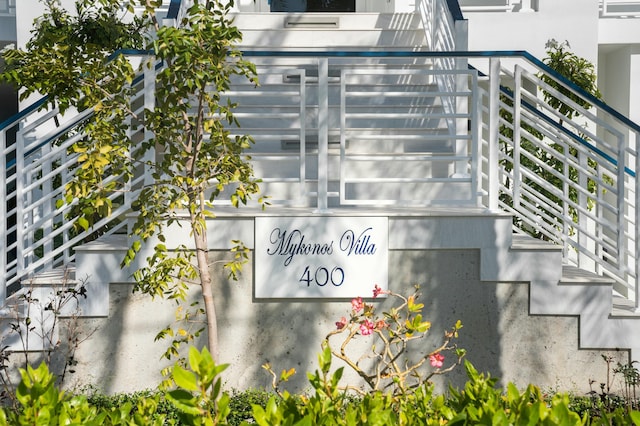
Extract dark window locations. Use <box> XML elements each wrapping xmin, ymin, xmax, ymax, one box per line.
<box><xmin>271</xmin><ymin>0</ymin><xmax>354</xmax><ymax>12</ymax></box>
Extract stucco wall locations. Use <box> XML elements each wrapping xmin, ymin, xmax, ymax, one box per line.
<box><xmin>37</xmin><ymin>249</ymin><xmax>626</xmax><ymax>396</ymax></box>
<box><xmin>465</xmin><ymin>0</ymin><xmax>600</xmax><ymax>64</ymax></box>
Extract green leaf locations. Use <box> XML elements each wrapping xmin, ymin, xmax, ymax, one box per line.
<box><xmin>166</xmin><ymin>389</ymin><xmax>202</xmax><ymax>416</ymax></box>
<box><xmin>172</xmin><ymin>365</ymin><xmax>199</xmax><ymax>392</ymax></box>
<box><xmin>77</xmin><ymin>216</ymin><xmax>89</xmax><ymax>231</ymax></box>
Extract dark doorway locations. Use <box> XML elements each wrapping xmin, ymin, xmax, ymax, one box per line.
<box><xmin>271</xmin><ymin>0</ymin><xmax>354</xmax><ymax>12</ymax></box>
<box><xmin>307</xmin><ymin>0</ymin><xmax>355</xmax><ymax>12</ymax></box>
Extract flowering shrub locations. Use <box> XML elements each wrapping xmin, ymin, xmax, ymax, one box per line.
<box><xmin>323</xmin><ymin>285</ymin><xmax>465</xmax><ymax>396</ymax></box>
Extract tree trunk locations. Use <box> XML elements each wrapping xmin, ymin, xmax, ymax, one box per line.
<box><xmin>193</xmin><ymin>219</ymin><xmax>219</xmax><ymax>363</ymax></box>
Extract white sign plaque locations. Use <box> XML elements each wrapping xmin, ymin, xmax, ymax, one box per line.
<box><xmin>255</xmin><ymin>216</ymin><xmax>389</xmax><ymax>299</ymax></box>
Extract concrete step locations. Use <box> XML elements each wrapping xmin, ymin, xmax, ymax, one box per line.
<box><xmin>530</xmin><ymin>265</ymin><xmax>613</xmax><ymax>316</ymax></box>
<box><xmin>233</xmin><ymin>13</ymin><xmax>427</xmax><ymax>50</ymax></box>
<box><xmin>480</xmin><ymin>233</ymin><xmax>563</xmax><ymax>282</ymax></box>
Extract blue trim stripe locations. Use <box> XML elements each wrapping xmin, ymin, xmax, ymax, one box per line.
<box><xmin>501</xmin><ymin>86</ymin><xmax>635</xmax><ymax>178</ymax></box>
<box><xmin>446</xmin><ymin>0</ymin><xmax>465</xmax><ymax>21</ymax></box>
<box><xmin>167</xmin><ymin>0</ymin><xmax>182</xmax><ymax>20</ymax></box>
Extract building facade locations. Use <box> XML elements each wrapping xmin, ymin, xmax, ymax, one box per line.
<box><xmin>2</xmin><ymin>0</ymin><xmax>640</xmax><ymax>395</ymax></box>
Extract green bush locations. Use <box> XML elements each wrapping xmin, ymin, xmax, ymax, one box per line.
<box><xmin>228</xmin><ymin>389</ymin><xmax>273</xmax><ymax>425</ymax></box>
<box><xmin>3</xmin><ymin>352</ymin><xmax>640</xmax><ymax>425</ymax></box>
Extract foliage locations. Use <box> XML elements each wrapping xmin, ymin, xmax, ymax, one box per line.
<box><xmin>3</xmin><ymin>349</ymin><xmax>640</xmax><ymax>425</ymax></box>
<box><xmin>254</xmin><ymin>346</ymin><xmax>400</xmax><ymax>425</ymax></box>
<box><xmin>0</xmin><ymin>347</ymin><xmax>233</xmax><ymax>425</ymax></box>
<box><xmin>85</xmin><ymin>387</ymin><xmax>181</xmax><ymax>424</ymax></box>
<box><xmin>254</xmin><ymin>354</ymin><xmax>640</xmax><ymax>425</ymax></box>
<box><xmin>1</xmin><ymin>0</ymin><xmax>145</xmax><ymax>113</ymax></box>
<box><xmin>574</xmin><ymin>354</ymin><xmax>640</xmax><ymax>422</ymax></box>
<box><xmin>446</xmin><ymin>361</ymin><xmax>588</xmax><ymax>425</ymax></box>
<box><xmin>1</xmin><ymin>0</ymin><xmax>262</xmax><ymax>364</ymax></box>
<box><xmin>227</xmin><ymin>388</ymin><xmax>272</xmax><ymax>426</ymax></box>
<box><xmin>323</xmin><ymin>285</ymin><xmax>465</xmax><ymax>396</ymax></box>
<box><xmin>539</xmin><ymin>39</ymin><xmax>601</xmax><ymax>121</ymax></box>
<box><xmin>165</xmin><ymin>346</ymin><xmax>231</xmax><ymax>425</ymax></box>
<box><xmin>0</xmin><ymin>277</ymin><xmax>90</xmax><ymax>410</ymax></box>
<box><xmin>126</xmin><ymin>0</ymin><xmax>262</xmax><ymax>365</ymax></box>
<box><xmin>0</xmin><ymin>362</ymin><xmax>167</xmax><ymax>426</ymax></box>
<box><xmin>499</xmin><ymin>39</ymin><xmax>604</xmax><ymax>240</ymax></box>
<box><xmin>257</xmin><ymin>287</ymin><xmax>465</xmax><ymax>423</ymax></box>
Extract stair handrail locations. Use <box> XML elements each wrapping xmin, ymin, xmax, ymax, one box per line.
<box><xmin>3</xmin><ymin>48</ymin><xmax>640</xmax><ymax>308</ymax></box>
<box><xmin>0</xmin><ymin>48</ymin><xmax>157</xmax><ymax>294</ymax></box>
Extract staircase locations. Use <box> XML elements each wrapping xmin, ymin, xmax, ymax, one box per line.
<box><xmin>2</xmin><ymin>0</ymin><xmax>640</xmax><ymax>390</ymax></box>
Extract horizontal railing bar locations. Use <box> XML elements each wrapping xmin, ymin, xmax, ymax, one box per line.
<box><xmin>345</xmin><ymin>177</ymin><xmax>472</xmax><ymax>183</ymax></box>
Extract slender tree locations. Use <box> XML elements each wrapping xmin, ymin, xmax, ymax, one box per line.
<box><xmin>1</xmin><ymin>0</ymin><xmax>261</xmax><ymax>362</ymax></box>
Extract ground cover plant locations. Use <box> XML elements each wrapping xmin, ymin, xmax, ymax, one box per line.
<box><xmin>1</xmin><ymin>287</ymin><xmax>640</xmax><ymax>424</ymax></box>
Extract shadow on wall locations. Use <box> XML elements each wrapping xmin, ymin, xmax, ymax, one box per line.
<box><xmin>214</xmin><ymin>248</ymin><xmax>502</xmax><ymax>394</ymax></box>
<box><xmin>216</xmin><ymin>250</ymin><xmax>331</xmax><ymax>392</ymax></box>
<box><xmin>400</xmin><ymin>248</ymin><xmax>502</xmax><ymax>392</ymax></box>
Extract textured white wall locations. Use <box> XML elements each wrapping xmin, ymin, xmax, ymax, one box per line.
<box><xmin>465</xmin><ymin>0</ymin><xmax>600</xmax><ymax>63</ymax></box>
<box><xmin>48</xmin><ymin>249</ymin><xmax>627</xmax><ymax>395</ymax></box>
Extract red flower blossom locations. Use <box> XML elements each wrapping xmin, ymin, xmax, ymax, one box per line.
<box><xmin>351</xmin><ymin>297</ymin><xmax>364</xmax><ymax>312</ymax></box>
<box><xmin>429</xmin><ymin>353</ymin><xmax>445</xmax><ymax>369</ymax></box>
<box><xmin>335</xmin><ymin>316</ymin><xmax>348</xmax><ymax>330</ymax></box>
<box><xmin>359</xmin><ymin>319</ymin><xmax>375</xmax><ymax>335</ymax></box>
<box><xmin>373</xmin><ymin>284</ymin><xmax>385</xmax><ymax>298</ymax></box>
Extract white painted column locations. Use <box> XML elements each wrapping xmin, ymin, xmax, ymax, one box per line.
<box><xmin>488</xmin><ymin>58</ymin><xmax>501</xmax><ymax>211</ymax></box>
<box><xmin>0</xmin><ymin>127</ymin><xmax>6</xmax><ymax>302</ymax></box>
<box><xmin>316</xmin><ymin>58</ymin><xmax>329</xmax><ymax>212</ymax></box>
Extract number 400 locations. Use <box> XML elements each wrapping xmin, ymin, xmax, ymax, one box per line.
<box><xmin>299</xmin><ymin>266</ymin><xmax>344</xmax><ymax>287</ymax></box>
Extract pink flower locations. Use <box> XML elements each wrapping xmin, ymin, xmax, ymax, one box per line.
<box><xmin>359</xmin><ymin>319</ymin><xmax>375</xmax><ymax>335</ymax></box>
<box><xmin>351</xmin><ymin>297</ymin><xmax>364</xmax><ymax>312</ymax></box>
<box><xmin>335</xmin><ymin>317</ymin><xmax>348</xmax><ymax>330</ymax></box>
<box><xmin>373</xmin><ymin>284</ymin><xmax>385</xmax><ymax>298</ymax></box>
<box><xmin>429</xmin><ymin>353</ymin><xmax>445</xmax><ymax>369</ymax></box>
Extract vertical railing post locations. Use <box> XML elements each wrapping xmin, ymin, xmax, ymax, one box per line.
<box><xmin>299</xmin><ymin>69</ymin><xmax>307</xmax><ymax>204</ymax></box>
<box><xmin>0</xmin><ymin>128</ymin><xmax>6</xmax><ymax>301</ymax></box>
<box><xmin>577</xmin><ymin>150</ymin><xmax>595</xmax><ymax>270</ymax></box>
<box><xmin>126</xmin><ymin>55</ymin><xmax>156</xmax><ymax>230</ymax></box>
<box><xmin>513</xmin><ymin>66</ymin><xmax>522</xmax><ymax>211</ymax></box>
<box><xmin>616</xmin><ymin>132</ymin><xmax>627</xmax><ymax>299</ymax></box>
<box><xmin>487</xmin><ymin>57</ymin><xmax>501</xmax><ymax>211</ymax></box>
<box><xmin>15</xmin><ymin>130</ymin><xmax>25</xmax><ymax>282</ymax></box>
<box><xmin>316</xmin><ymin>58</ymin><xmax>329</xmax><ymax>212</ymax></box>
<box><xmin>469</xmin><ymin>72</ymin><xmax>480</xmax><ymax>206</ymax></box>
<box><xmin>454</xmin><ymin>21</ymin><xmax>469</xmax><ymax>181</ymax></box>
<box><xmin>143</xmin><ymin>56</ymin><xmax>156</xmax><ymax>189</ymax></box>
<box><xmin>635</xmin><ymin>130</ymin><xmax>640</xmax><ymax>310</ymax></box>
<box><xmin>41</xmin><ymin>142</ymin><xmax>53</xmax><ymax>270</ymax></box>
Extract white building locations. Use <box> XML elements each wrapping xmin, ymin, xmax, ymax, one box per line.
<box><xmin>2</xmin><ymin>0</ymin><xmax>640</xmax><ymax>395</ymax></box>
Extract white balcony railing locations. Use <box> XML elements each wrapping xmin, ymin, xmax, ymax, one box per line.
<box><xmin>457</xmin><ymin>0</ymin><xmax>536</xmax><ymax>13</ymax></box>
<box><xmin>457</xmin><ymin>0</ymin><xmax>640</xmax><ymax>16</ymax></box>
<box><xmin>3</xmin><ymin>49</ymin><xmax>640</xmax><ymax>309</ymax></box>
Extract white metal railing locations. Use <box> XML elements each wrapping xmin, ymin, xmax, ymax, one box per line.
<box><xmin>472</xmin><ymin>52</ymin><xmax>640</xmax><ymax>307</ymax></box>
<box><xmin>2</xmin><ymin>54</ymin><xmax>640</xmax><ymax>309</ymax></box>
<box><xmin>225</xmin><ymin>53</ymin><xmax>479</xmax><ymax>210</ymax></box>
<box><xmin>600</xmin><ymin>0</ymin><xmax>640</xmax><ymax>17</ymax></box>
<box><xmin>457</xmin><ymin>0</ymin><xmax>536</xmax><ymax>13</ymax></box>
<box><xmin>456</xmin><ymin>0</ymin><xmax>640</xmax><ymax>15</ymax></box>
<box><xmin>0</xmin><ymin>57</ymin><xmax>155</xmax><ymax>293</ymax></box>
